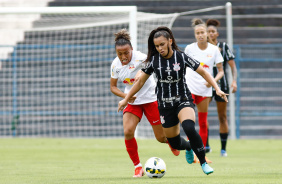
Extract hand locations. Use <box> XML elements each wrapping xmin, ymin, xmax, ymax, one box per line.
<box><xmin>205</xmin><ymin>82</ymin><xmax>212</xmax><ymax>88</ymax></box>
<box><xmin>117</xmin><ymin>99</ymin><xmax>128</xmax><ymax>112</ymax></box>
<box><xmin>216</xmin><ymin>90</ymin><xmax>229</xmax><ymax>102</ymax></box>
<box><xmin>128</xmin><ymin>96</ymin><xmax>136</xmax><ymax>103</ymax></box>
<box><xmin>231</xmin><ymin>81</ymin><xmax>237</xmax><ymax>93</ymax></box>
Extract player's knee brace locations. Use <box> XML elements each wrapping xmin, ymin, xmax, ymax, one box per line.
<box><xmin>182</xmin><ymin>119</ymin><xmax>197</xmax><ymax>136</ymax></box>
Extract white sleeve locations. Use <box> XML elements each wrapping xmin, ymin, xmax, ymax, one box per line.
<box><xmin>110</xmin><ymin>62</ymin><xmax>118</xmax><ymax>79</ymax></box>
<box><xmin>215</xmin><ymin>47</ymin><xmax>224</xmax><ymax>64</ymax></box>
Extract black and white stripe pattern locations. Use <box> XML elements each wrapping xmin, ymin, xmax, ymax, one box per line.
<box><xmin>142</xmin><ymin>50</ymin><xmax>200</xmax><ymax>109</ymax></box>
<box><xmin>214</xmin><ymin>41</ymin><xmax>236</xmax><ymax>91</ymax></box>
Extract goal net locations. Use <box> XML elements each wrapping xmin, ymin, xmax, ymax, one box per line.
<box><xmin>0</xmin><ymin>6</ymin><xmax>178</xmax><ymax>137</ymax></box>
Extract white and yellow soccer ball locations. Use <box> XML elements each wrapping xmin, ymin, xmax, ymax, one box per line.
<box><xmin>144</xmin><ymin>157</ymin><xmax>166</xmax><ymax>178</ymax></box>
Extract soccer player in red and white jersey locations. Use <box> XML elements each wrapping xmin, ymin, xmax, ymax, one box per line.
<box><xmin>110</xmin><ymin>29</ymin><xmax>179</xmax><ymax>178</ymax></box>
<box><xmin>185</xmin><ymin>18</ymin><xmax>224</xmax><ymax>162</ymax></box>
<box><xmin>206</xmin><ymin>19</ymin><xmax>238</xmax><ymax>157</ymax></box>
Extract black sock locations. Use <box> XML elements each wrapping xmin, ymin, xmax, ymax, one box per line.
<box><xmin>167</xmin><ymin>134</ymin><xmax>191</xmax><ymax>151</ymax></box>
<box><xmin>220</xmin><ymin>133</ymin><xmax>228</xmax><ymax>151</ymax></box>
<box><xmin>182</xmin><ymin>119</ymin><xmax>206</xmax><ymax>165</ymax></box>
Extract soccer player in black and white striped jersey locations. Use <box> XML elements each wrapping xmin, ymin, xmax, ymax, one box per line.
<box><xmin>118</xmin><ymin>26</ymin><xmax>228</xmax><ymax>175</ymax></box>
<box><xmin>206</xmin><ymin>19</ymin><xmax>238</xmax><ymax>157</ymax></box>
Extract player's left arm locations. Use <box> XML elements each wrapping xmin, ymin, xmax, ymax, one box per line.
<box><xmin>214</xmin><ymin>62</ymin><xmax>224</xmax><ymax>83</ymax></box>
<box><xmin>228</xmin><ymin>59</ymin><xmax>237</xmax><ymax>93</ymax></box>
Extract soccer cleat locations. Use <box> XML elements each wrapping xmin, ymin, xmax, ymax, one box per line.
<box><xmin>221</xmin><ymin>150</ymin><xmax>228</xmax><ymax>157</ymax></box>
<box><xmin>205</xmin><ymin>146</ymin><xmax>212</xmax><ymax>154</ymax></box>
<box><xmin>168</xmin><ymin>143</ymin><xmax>180</xmax><ymax>156</ymax></box>
<box><xmin>133</xmin><ymin>167</ymin><xmax>144</xmax><ymax>178</ymax></box>
<box><xmin>201</xmin><ymin>162</ymin><xmax>214</xmax><ymax>175</ymax></box>
<box><xmin>185</xmin><ymin>150</ymin><xmax>194</xmax><ymax>164</ymax></box>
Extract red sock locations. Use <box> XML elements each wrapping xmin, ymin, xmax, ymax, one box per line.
<box><xmin>125</xmin><ymin>138</ymin><xmax>140</xmax><ymax>166</ymax></box>
<box><xmin>198</xmin><ymin>112</ymin><xmax>208</xmax><ymax>147</ymax></box>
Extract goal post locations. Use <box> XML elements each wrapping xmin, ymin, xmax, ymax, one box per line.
<box><xmin>0</xmin><ymin>6</ymin><xmax>178</xmax><ymax>137</ymax></box>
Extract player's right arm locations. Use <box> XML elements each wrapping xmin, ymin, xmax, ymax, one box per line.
<box><xmin>110</xmin><ymin>78</ymin><xmax>126</xmax><ymax>98</ymax></box>
<box><xmin>110</xmin><ymin>78</ymin><xmax>136</xmax><ymax>103</ymax></box>
<box><xmin>117</xmin><ymin>72</ymin><xmax>150</xmax><ymax>112</ymax></box>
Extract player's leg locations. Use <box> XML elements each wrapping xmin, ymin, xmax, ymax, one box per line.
<box><xmin>216</xmin><ymin>101</ymin><xmax>229</xmax><ymax>157</ymax></box>
<box><xmin>143</xmin><ymin>101</ymin><xmax>180</xmax><ymax>156</ymax></box>
<box><xmin>178</xmin><ymin>106</ymin><xmax>213</xmax><ymax>175</ymax></box>
<box><xmin>159</xmin><ymin>108</ymin><xmax>192</xmax><ymax>156</ymax></box>
<box><xmin>123</xmin><ymin>105</ymin><xmax>144</xmax><ymax>177</ymax></box>
<box><xmin>206</xmin><ymin>96</ymin><xmax>214</xmax><ymax>153</ymax></box>
<box><xmin>196</xmin><ymin>97</ymin><xmax>211</xmax><ymax>147</ymax></box>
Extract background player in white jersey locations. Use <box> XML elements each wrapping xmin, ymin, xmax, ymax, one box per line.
<box><xmin>118</xmin><ymin>26</ymin><xmax>228</xmax><ymax>175</ymax></box>
<box><xmin>110</xmin><ymin>29</ymin><xmax>179</xmax><ymax>178</ymax></box>
<box><xmin>185</xmin><ymin>18</ymin><xmax>224</xmax><ymax>162</ymax></box>
<box><xmin>206</xmin><ymin>19</ymin><xmax>238</xmax><ymax>157</ymax></box>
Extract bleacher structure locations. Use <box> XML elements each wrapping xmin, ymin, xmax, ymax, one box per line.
<box><xmin>0</xmin><ymin>0</ymin><xmax>281</xmax><ymax>139</ymax></box>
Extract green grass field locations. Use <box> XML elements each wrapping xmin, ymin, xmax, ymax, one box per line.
<box><xmin>0</xmin><ymin>138</ymin><xmax>281</xmax><ymax>184</ymax></box>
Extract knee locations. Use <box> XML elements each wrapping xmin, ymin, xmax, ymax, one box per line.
<box><xmin>182</xmin><ymin>119</ymin><xmax>196</xmax><ymax>135</ymax></box>
<box><xmin>155</xmin><ymin>135</ymin><xmax>166</xmax><ymax>143</ymax></box>
<box><xmin>218</xmin><ymin>115</ymin><xmax>227</xmax><ymax>124</ymax></box>
<box><xmin>124</xmin><ymin>128</ymin><xmax>135</xmax><ymax>139</ymax></box>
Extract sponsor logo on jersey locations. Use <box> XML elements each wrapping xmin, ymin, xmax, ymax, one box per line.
<box><xmin>173</xmin><ymin>63</ymin><xmax>180</xmax><ymax>71</ymax></box>
<box><xmin>207</xmin><ymin>54</ymin><xmax>213</xmax><ymax>58</ymax></box>
<box><xmin>200</xmin><ymin>62</ymin><xmax>209</xmax><ymax>69</ymax></box>
<box><xmin>123</xmin><ymin>78</ymin><xmax>135</xmax><ymax>85</ymax></box>
<box><xmin>111</xmin><ymin>65</ymin><xmax>115</xmax><ymax>76</ymax></box>
<box><xmin>159</xmin><ymin>76</ymin><xmax>180</xmax><ymax>83</ymax></box>
<box><xmin>165</xmin><ymin>66</ymin><xmax>171</xmax><ymax>72</ymax></box>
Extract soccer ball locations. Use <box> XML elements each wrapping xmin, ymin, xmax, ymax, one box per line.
<box><xmin>144</xmin><ymin>157</ymin><xmax>166</xmax><ymax>178</ymax></box>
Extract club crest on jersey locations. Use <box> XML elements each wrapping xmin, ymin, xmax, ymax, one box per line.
<box><xmin>129</xmin><ymin>64</ymin><xmax>135</xmax><ymax>70</ymax></box>
<box><xmin>160</xmin><ymin>116</ymin><xmax>165</xmax><ymax>124</ymax></box>
<box><xmin>173</xmin><ymin>63</ymin><xmax>180</xmax><ymax>71</ymax></box>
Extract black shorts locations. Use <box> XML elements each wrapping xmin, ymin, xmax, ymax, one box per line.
<box><xmin>158</xmin><ymin>100</ymin><xmax>195</xmax><ymax>128</ymax></box>
<box><xmin>212</xmin><ymin>87</ymin><xmax>229</xmax><ymax>102</ymax></box>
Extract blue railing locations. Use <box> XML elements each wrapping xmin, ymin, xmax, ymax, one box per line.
<box><xmin>1</xmin><ymin>44</ymin><xmax>282</xmax><ymax>138</ymax></box>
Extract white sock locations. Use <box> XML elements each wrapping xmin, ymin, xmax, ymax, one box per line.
<box><xmin>134</xmin><ymin>163</ymin><xmax>142</xmax><ymax>168</ymax></box>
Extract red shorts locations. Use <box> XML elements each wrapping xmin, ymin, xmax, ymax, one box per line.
<box><xmin>123</xmin><ymin>101</ymin><xmax>161</xmax><ymax>126</ymax></box>
<box><xmin>191</xmin><ymin>94</ymin><xmax>207</xmax><ymax>105</ymax></box>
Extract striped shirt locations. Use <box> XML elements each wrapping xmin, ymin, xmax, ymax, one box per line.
<box><xmin>213</xmin><ymin>41</ymin><xmax>236</xmax><ymax>91</ymax></box>
<box><xmin>142</xmin><ymin>50</ymin><xmax>200</xmax><ymax>109</ymax></box>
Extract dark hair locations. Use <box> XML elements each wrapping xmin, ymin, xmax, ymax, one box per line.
<box><xmin>206</xmin><ymin>19</ymin><xmax>221</xmax><ymax>27</ymax></box>
<box><xmin>145</xmin><ymin>26</ymin><xmax>180</xmax><ymax>62</ymax></box>
<box><xmin>114</xmin><ymin>29</ymin><xmax>132</xmax><ymax>48</ymax></box>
